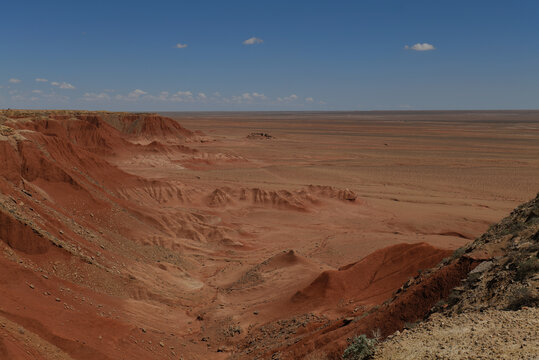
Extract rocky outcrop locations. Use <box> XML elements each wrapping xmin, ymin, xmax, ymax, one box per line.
<box><xmin>373</xmin><ymin>193</ymin><xmax>539</xmax><ymax>359</ymax></box>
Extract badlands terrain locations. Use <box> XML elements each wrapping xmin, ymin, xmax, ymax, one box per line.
<box><xmin>0</xmin><ymin>110</ymin><xmax>538</xmax><ymax>359</ymax></box>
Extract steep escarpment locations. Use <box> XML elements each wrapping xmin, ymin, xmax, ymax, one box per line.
<box><xmin>439</xmin><ymin>193</ymin><xmax>539</xmax><ymax>313</ymax></box>
<box><xmin>3</xmin><ymin>111</ymin><xmax>197</xmax><ymax>155</ymax></box>
<box><xmin>373</xmin><ymin>193</ymin><xmax>539</xmax><ymax>359</ymax></box>
<box><xmin>0</xmin><ymin>111</ymin><xmax>220</xmax><ymax>359</ymax></box>
<box><xmin>102</xmin><ymin>112</ymin><xmax>195</xmax><ymax>143</ymax></box>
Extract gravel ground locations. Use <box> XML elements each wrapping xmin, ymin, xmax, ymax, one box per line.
<box><xmin>374</xmin><ymin>307</ymin><xmax>539</xmax><ymax>360</ymax></box>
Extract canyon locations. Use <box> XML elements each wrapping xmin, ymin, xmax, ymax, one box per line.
<box><xmin>0</xmin><ymin>110</ymin><xmax>538</xmax><ymax>359</ymax></box>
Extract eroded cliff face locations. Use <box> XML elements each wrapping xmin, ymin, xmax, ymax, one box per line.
<box><xmin>373</xmin><ymin>194</ymin><xmax>538</xmax><ymax>360</ymax></box>
<box><xmin>0</xmin><ymin>111</ymin><xmax>207</xmax><ymax>359</ymax></box>
<box><xmin>0</xmin><ymin>111</ymin><xmax>383</xmax><ymax>359</ymax></box>
<box><xmin>437</xmin><ymin>193</ymin><xmax>538</xmax><ymax>314</ymax></box>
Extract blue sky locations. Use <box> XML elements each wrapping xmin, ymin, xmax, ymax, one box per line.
<box><xmin>1</xmin><ymin>0</ymin><xmax>538</xmax><ymax>111</ymax></box>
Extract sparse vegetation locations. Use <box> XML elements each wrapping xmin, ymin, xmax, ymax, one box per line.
<box><xmin>342</xmin><ymin>335</ymin><xmax>377</xmax><ymax>360</ymax></box>
<box><xmin>371</xmin><ymin>328</ymin><xmax>381</xmax><ymax>341</ymax></box>
<box><xmin>451</xmin><ymin>247</ymin><xmax>465</xmax><ymax>260</ymax></box>
<box><xmin>222</xmin><ymin>324</ymin><xmax>242</xmax><ymax>337</ymax></box>
<box><xmin>434</xmin><ymin>299</ymin><xmax>447</xmax><ymax>309</ymax></box>
<box><xmin>404</xmin><ymin>321</ymin><xmax>418</xmax><ymax>330</ymax></box>
<box><xmin>440</xmin><ymin>257</ymin><xmax>451</xmax><ymax>265</ymax></box>
<box><xmin>515</xmin><ymin>257</ymin><xmax>539</xmax><ymax>281</ymax></box>
<box><xmin>506</xmin><ymin>287</ymin><xmax>538</xmax><ymax>310</ymax></box>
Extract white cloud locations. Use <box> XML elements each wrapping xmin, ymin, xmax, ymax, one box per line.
<box><xmin>278</xmin><ymin>94</ymin><xmax>298</xmax><ymax>102</ymax></box>
<box><xmin>9</xmin><ymin>78</ymin><xmax>21</xmax><ymax>84</ymax></box>
<box><xmin>60</xmin><ymin>83</ymin><xmax>75</xmax><ymax>89</ymax></box>
<box><xmin>115</xmin><ymin>89</ymin><xmax>148</xmax><ymax>101</ymax></box>
<box><xmin>32</xmin><ymin>89</ymin><xmax>42</xmax><ymax>94</ymax></box>
<box><xmin>105</xmin><ymin>89</ymin><xmax>305</xmax><ymax>106</ymax></box>
<box><xmin>221</xmin><ymin>92</ymin><xmax>269</xmax><ymax>104</ymax></box>
<box><xmin>175</xmin><ymin>43</ymin><xmax>188</xmax><ymax>49</ymax></box>
<box><xmin>127</xmin><ymin>89</ymin><xmax>147</xmax><ymax>98</ymax></box>
<box><xmin>35</xmin><ymin>78</ymin><xmax>48</xmax><ymax>82</ymax></box>
<box><xmin>51</xmin><ymin>81</ymin><xmax>76</xmax><ymax>89</ymax></box>
<box><xmin>83</xmin><ymin>92</ymin><xmax>110</xmax><ymax>101</ymax></box>
<box><xmin>59</xmin><ymin>82</ymin><xmax>75</xmax><ymax>89</ymax></box>
<box><xmin>252</xmin><ymin>92</ymin><xmax>267</xmax><ymax>100</ymax></box>
<box><xmin>243</xmin><ymin>37</ymin><xmax>263</xmax><ymax>45</ymax></box>
<box><xmin>175</xmin><ymin>91</ymin><xmax>192</xmax><ymax>97</ymax></box>
<box><xmin>405</xmin><ymin>43</ymin><xmax>435</xmax><ymax>51</ymax></box>
<box><xmin>170</xmin><ymin>90</ymin><xmax>194</xmax><ymax>102</ymax></box>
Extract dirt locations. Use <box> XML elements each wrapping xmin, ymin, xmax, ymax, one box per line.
<box><xmin>374</xmin><ymin>307</ymin><xmax>539</xmax><ymax>360</ymax></box>
<box><xmin>0</xmin><ymin>109</ymin><xmax>538</xmax><ymax>359</ymax></box>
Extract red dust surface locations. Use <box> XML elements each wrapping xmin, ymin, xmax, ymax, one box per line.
<box><xmin>0</xmin><ymin>110</ymin><xmax>538</xmax><ymax>359</ymax></box>
<box><xmin>291</xmin><ymin>243</ymin><xmax>452</xmax><ymax>309</ymax></box>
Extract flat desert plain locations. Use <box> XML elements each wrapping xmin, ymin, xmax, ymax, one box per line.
<box><xmin>164</xmin><ymin>110</ymin><xmax>539</xmax><ymax>261</ymax></box>
<box><xmin>0</xmin><ymin>110</ymin><xmax>538</xmax><ymax>359</ymax></box>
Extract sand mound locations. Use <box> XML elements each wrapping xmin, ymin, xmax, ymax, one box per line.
<box><xmin>228</xmin><ymin>250</ymin><xmax>316</xmax><ymax>291</ymax></box>
<box><xmin>292</xmin><ymin>242</ymin><xmax>452</xmax><ymax>307</ymax></box>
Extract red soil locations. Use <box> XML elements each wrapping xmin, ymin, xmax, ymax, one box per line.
<box><xmin>0</xmin><ymin>112</ymin><xmax>205</xmax><ymax>359</ymax></box>
<box><xmin>276</xmin><ymin>257</ymin><xmax>478</xmax><ymax>359</ymax></box>
<box><xmin>1</xmin><ymin>110</ymin><xmax>535</xmax><ymax>359</ymax></box>
<box><xmin>291</xmin><ymin>242</ymin><xmax>452</xmax><ymax>308</ymax></box>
